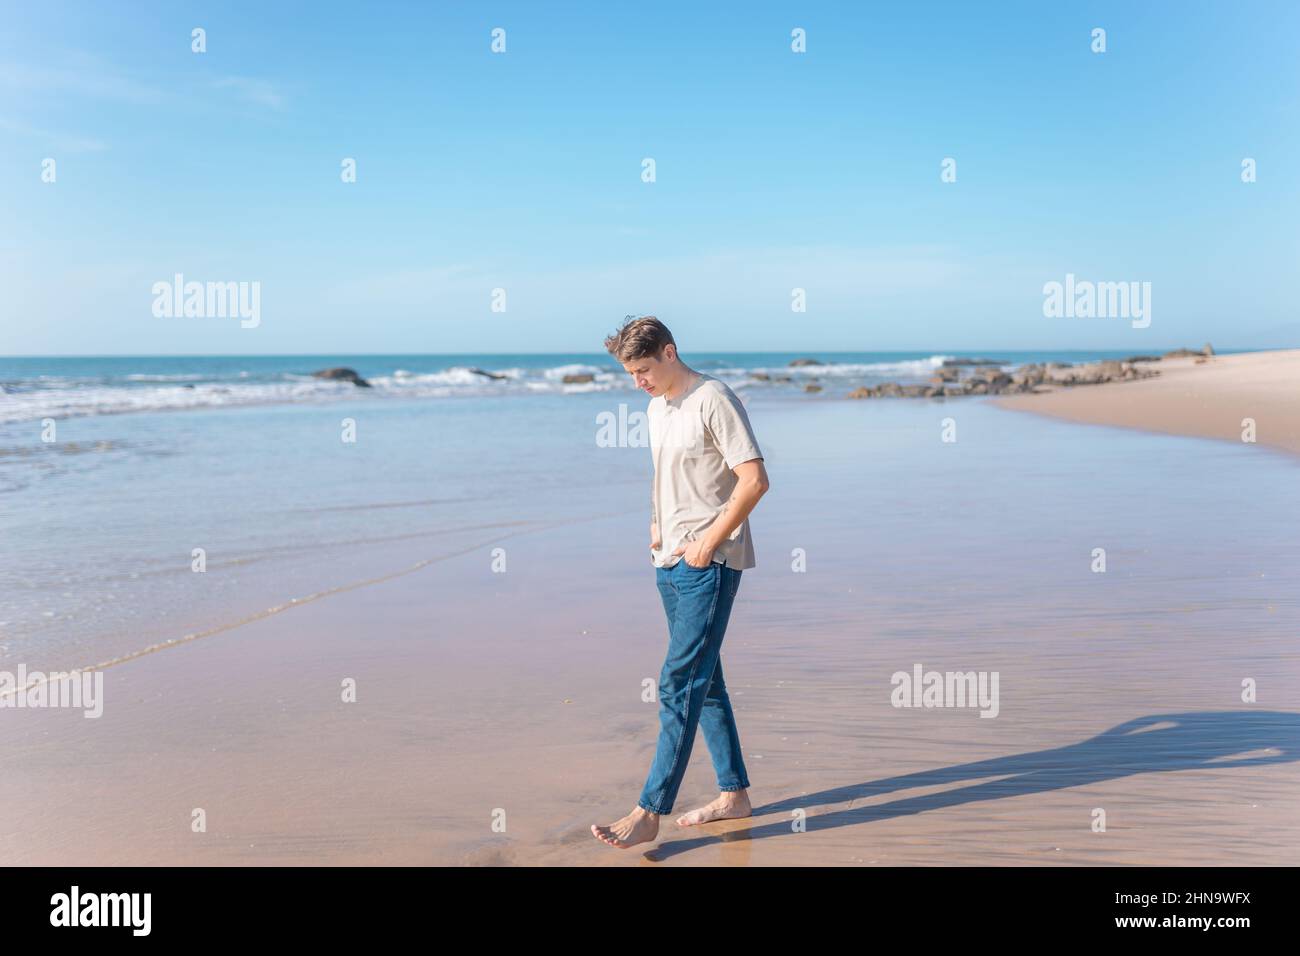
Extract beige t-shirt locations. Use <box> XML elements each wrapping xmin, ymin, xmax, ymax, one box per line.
<box><xmin>648</xmin><ymin>372</ymin><xmax>764</xmax><ymax>570</ymax></box>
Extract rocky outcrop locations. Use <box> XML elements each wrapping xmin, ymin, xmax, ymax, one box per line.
<box><xmin>847</xmin><ymin>356</ymin><xmax>1166</xmax><ymax>400</ymax></box>
<box><xmin>311</xmin><ymin>367</ymin><xmax>371</xmax><ymax>387</ymax></box>
<box><xmin>468</xmin><ymin>367</ymin><xmax>508</xmax><ymax>380</ymax></box>
<box><xmin>562</xmin><ymin>373</ymin><xmax>594</xmax><ymax>384</ymax></box>
<box><xmin>788</xmin><ymin>358</ymin><xmax>823</xmax><ymax>367</ymax></box>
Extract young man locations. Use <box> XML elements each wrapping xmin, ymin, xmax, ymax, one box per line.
<box><xmin>592</xmin><ymin>315</ymin><xmax>770</xmax><ymax>849</ymax></box>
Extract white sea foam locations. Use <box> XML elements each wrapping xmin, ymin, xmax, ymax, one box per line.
<box><xmin>0</xmin><ymin>380</ymin><xmax>356</xmax><ymax>424</ymax></box>
<box><xmin>0</xmin><ymin>356</ymin><xmax>971</xmax><ymax>423</ymax></box>
<box><xmin>124</xmin><ymin>373</ymin><xmax>204</xmax><ymax>382</ymax></box>
<box><xmin>712</xmin><ymin>355</ymin><xmax>956</xmax><ymax>378</ymax></box>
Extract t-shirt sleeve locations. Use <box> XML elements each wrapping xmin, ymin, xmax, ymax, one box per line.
<box><xmin>704</xmin><ymin>386</ymin><xmax>764</xmax><ymax>470</ymax></box>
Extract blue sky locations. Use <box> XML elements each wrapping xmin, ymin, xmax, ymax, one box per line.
<box><xmin>2</xmin><ymin>0</ymin><xmax>1297</xmax><ymax>355</ymax></box>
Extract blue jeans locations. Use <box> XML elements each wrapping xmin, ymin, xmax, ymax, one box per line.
<box><xmin>638</xmin><ymin>557</ymin><xmax>750</xmax><ymax>815</ymax></box>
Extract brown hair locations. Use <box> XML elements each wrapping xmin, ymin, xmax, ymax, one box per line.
<box><xmin>603</xmin><ymin>315</ymin><xmax>676</xmax><ymax>363</ymax></box>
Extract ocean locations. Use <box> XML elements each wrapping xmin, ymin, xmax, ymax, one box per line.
<box><xmin>0</xmin><ymin>350</ymin><xmax>1212</xmax><ymax>424</ymax></box>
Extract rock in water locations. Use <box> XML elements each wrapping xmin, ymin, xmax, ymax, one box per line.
<box><xmin>311</xmin><ymin>367</ymin><xmax>372</xmax><ymax>387</ymax></box>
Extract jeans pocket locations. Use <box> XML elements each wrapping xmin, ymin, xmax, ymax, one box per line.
<box><xmin>677</xmin><ymin>556</ymin><xmax>713</xmax><ymax>577</ymax></box>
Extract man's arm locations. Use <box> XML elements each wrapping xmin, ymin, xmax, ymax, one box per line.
<box><xmin>675</xmin><ymin>458</ymin><xmax>769</xmax><ymax>564</ymax></box>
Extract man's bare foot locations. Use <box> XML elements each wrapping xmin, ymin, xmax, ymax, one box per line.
<box><xmin>591</xmin><ymin>807</ymin><xmax>660</xmax><ymax>848</ymax></box>
<box><xmin>675</xmin><ymin>789</ymin><xmax>752</xmax><ymax>827</ymax></box>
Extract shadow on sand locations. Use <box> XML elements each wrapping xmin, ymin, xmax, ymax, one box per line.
<box><xmin>645</xmin><ymin>711</ymin><xmax>1300</xmax><ymax>861</ymax></box>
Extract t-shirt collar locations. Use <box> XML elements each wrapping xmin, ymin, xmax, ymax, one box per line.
<box><xmin>668</xmin><ymin>371</ymin><xmax>705</xmax><ymax>406</ymax></box>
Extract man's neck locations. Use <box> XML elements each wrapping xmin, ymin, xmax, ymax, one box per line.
<box><xmin>665</xmin><ymin>367</ymin><xmax>697</xmax><ymax>401</ymax></box>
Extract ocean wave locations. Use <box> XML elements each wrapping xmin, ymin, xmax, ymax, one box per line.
<box><xmin>0</xmin><ymin>380</ymin><xmax>358</xmax><ymax>424</ymax></box>
<box><xmin>712</xmin><ymin>355</ymin><xmax>956</xmax><ymax>378</ymax></box>
<box><xmin>124</xmin><ymin>373</ymin><xmax>205</xmax><ymax>382</ymax></box>
<box><xmin>542</xmin><ymin>363</ymin><xmax>611</xmax><ymax>380</ymax></box>
<box><xmin>0</xmin><ymin>356</ymin><xmax>971</xmax><ymax>423</ymax></box>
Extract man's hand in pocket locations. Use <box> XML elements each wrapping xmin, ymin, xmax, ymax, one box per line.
<box><xmin>672</xmin><ymin>538</ymin><xmax>716</xmax><ymax>568</ymax></box>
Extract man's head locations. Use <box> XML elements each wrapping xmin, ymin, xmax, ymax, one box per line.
<box><xmin>604</xmin><ymin>315</ymin><xmax>684</xmax><ymax>397</ymax></box>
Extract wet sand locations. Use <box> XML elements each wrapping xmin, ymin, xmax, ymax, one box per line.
<box><xmin>2</xmin><ymin>395</ymin><xmax>1298</xmax><ymax>866</ymax></box>
<box><xmin>992</xmin><ymin>348</ymin><xmax>1300</xmax><ymax>457</ymax></box>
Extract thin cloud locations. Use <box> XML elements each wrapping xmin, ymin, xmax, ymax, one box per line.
<box><xmin>212</xmin><ymin>75</ymin><xmax>286</xmax><ymax>110</ymax></box>
<box><xmin>0</xmin><ymin>115</ymin><xmax>108</xmax><ymax>152</ymax></box>
<box><xmin>0</xmin><ymin>55</ymin><xmax>164</xmax><ymax>104</ymax></box>
<box><xmin>329</xmin><ymin>264</ymin><xmax>479</xmax><ymax>302</ymax></box>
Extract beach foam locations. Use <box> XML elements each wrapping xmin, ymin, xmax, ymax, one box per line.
<box><xmin>0</xmin><ymin>353</ymin><xmax>1030</xmax><ymax>424</ymax></box>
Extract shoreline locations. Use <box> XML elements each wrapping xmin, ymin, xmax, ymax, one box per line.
<box><xmin>990</xmin><ymin>348</ymin><xmax>1300</xmax><ymax>459</ymax></box>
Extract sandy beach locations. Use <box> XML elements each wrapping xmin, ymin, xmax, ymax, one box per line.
<box><xmin>992</xmin><ymin>348</ymin><xmax>1300</xmax><ymax>458</ymax></box>
<box><xmin>2</xmin><ymin>369</ymin><xmax>1297</xmax><ymax>867</ymax></box>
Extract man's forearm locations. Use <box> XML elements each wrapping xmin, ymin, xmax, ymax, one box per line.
<box><xmin>699</xmin><ymin>477</ymin><xmax>766</xmax><ymax>552</ymax></box>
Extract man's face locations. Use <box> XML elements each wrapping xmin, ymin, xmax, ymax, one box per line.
<box><xmin>622</xmin><ymin>347</ymin><xmax>675</xmax><ymax>396</ymax></box>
